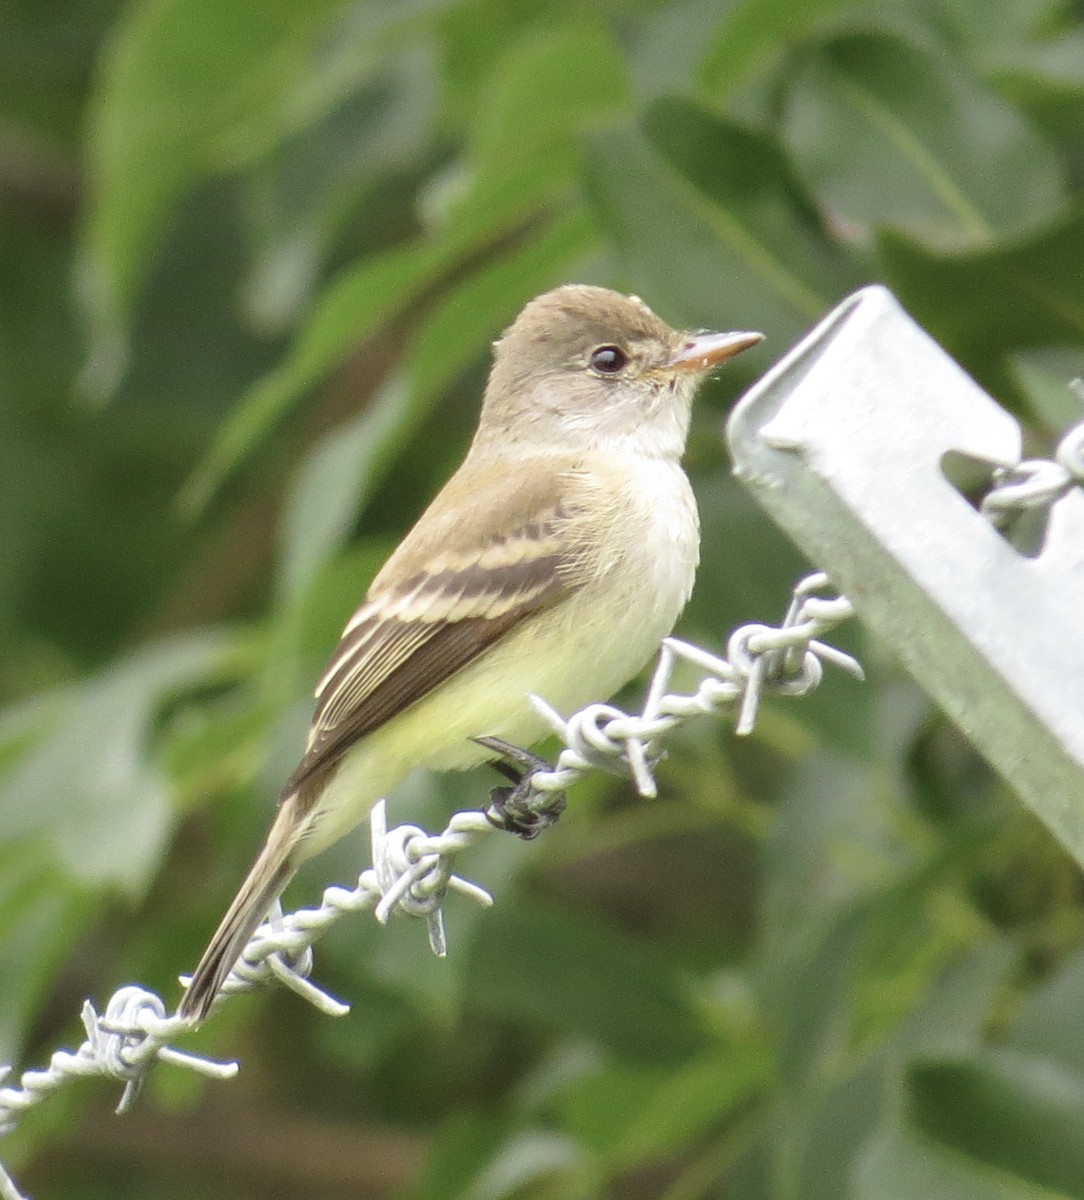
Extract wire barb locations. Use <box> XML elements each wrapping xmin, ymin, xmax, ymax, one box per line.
<box><xmin>0</xmin><ymin>573</ymin><xmax>858</xmax><ymax>1199</ymax></box>
<box><xmin>980</xmin><ymin>415</ymin><xmax>1084</xmax><ymax>527</ymax></box>
<box><xmin>0</xmin><ymin>988</ymin><xmax>236</xmax><ymax>1154</ymax></box>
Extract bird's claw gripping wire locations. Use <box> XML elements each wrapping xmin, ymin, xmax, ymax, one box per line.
<box><xmin>473</xmin><ymin>736</ymin><xmax>567</xmax><ymax>839</ymax></box>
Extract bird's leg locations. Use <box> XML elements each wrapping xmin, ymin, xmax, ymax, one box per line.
<box><xmin>472</xmin><ymin>736</ymin><xmax>567</xmax><ymax>840</ymax></box>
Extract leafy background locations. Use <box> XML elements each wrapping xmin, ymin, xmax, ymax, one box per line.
<box><xmin>2</xmin><ymin>0</ymin><xmax>1084</xmax><ymax>1196</ymax></box>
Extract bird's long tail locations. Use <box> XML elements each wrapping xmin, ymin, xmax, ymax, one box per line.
<box><xmin>179</xmin><ymin>802</ymin><xmax>300</xmax><ymax>1022</ymax></box>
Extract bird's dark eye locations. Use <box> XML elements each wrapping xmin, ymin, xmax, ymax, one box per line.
<box><xmin>590</xmin><ymin>345</ymin><xmax>628</xmax><ymax>374</ymax></box>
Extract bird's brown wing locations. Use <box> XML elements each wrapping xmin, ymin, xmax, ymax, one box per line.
<box><xmin>281</xmin><ymin>486</ymin><xmax>588</xmax><ymax>800</ymax></box>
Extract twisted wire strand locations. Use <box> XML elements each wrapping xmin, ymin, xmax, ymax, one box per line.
<box><xmin>980</xmin><ymin>413</ymin><xmax>1084</xmax><ymax>526</ymax></box>
<box><xmin>0</xmin><ymin>573</ymin><xmax>857</xmax><ymax>1198</ymax></box>
<box><xmin>3</xmin><ymin>405</ymin><xmax>1081</xmax><ymax>1199</ymax></box>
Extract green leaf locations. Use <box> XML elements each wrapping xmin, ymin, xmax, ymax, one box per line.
<box><xmin>274</xmin><ymin>383</ymin><xmax>413</xmax><ymax>605</ymax></box>
<box><xmin>179</xmin><ymin>235</ymin><xmax>457</xmax><ymax>517</ymax></box>
<box><xmin>894</xmin><ymin>944</ymin><xmax>1017</xmax><ymax>1057</ymax></box>
<box><xmin>783</xmin><ymin>32</ymin><xmax>1065</xmax><ymax>247</ymax></box>
<box><xmin>989</xmin><ymin>30</ymin><xmax>1084</xmax><ymax>138</ymax></box>
<box><xmin>77</xmin><ymin>0</ymin><xmax>353</xmax><ymax>401</ymax></box>
<box><xmin>563</xmin><ymin>1048</ymin><xmax>770</xmax><ymax>1169</ymax></box>
<box><xmin>855</xmin><ymin>1126</ymin><xmax>1051</xmax><ymax>1200</ymax></box>
<box><xmin>643</xmin><ymin>97</ymin><xmax>855</xmax><ymax>309</ymax></box>
<box><xmin>697</xmin><ymin>0</ymin><xmax>855</xmax><ymax>100</ymax></box>
<box><xmin>758</xmin><ymin>752</ymin><xmax>883</xmax><ymax>968</ymax></box>
<box><xmin>783</xmin><ymin>1059</ymin><xmax>890</xmax><ymax>1200</ymax></box>
<box><xmin>463</xmin><ymin>1130</ymin><xmax>588</xmax><ymax>1200</ymax></box>
<box><xmin>935</xmin><ymin>0</ymin><xmax>1067</xmax><ymax>55</ymax></box>
<box><xmin>465</xmin><ymin>901</ymin><xmax>705</xmax><ymax>1066</ymax></box>
<box><xmin>1010</xmin><ymin>945</ymin><xmax>1084</xmax><ymax>1081</ymax></box>
<box><xmin>878</xmin><ymin>206</ymin><xmax>1084</xmax><ymax>394</ymax></box>
<box><xmin>771</xmin><ymin>945</ymin><xmax>1015</xmax><ymax>1200</ymax></box>
<box><xmin>0</xmin><ymin>632</ymin><xmax>236</xmax><ymax>893</ymax></box>
<box><xmin>0</xmin><ymin>848</ymin><xmax>92</xmax><ymax>1067</ymax></box>
<box><xmin>0</xmin><ymin>0</ymin><xmax>118</xmax><ymax>149</ymax></box>
<box><xmin>1008</xmin><ymin>348</ymin><xmax>1084</xmax><ymax>433</ymax></box>
<box><xmin>907</xmin><ymin>1051</ymin><xmax>1084</xmax><ymax>1197</ymax></box>
<box><xmin>469</xmin><ymin>17</ymin><xmax>630</xmax><ymax>182</ymax></box>
<box><xmin>422</xmin><ymin>12</ymin><xmax>632</xmax><ymax>244</ymax></box>
<box><xmin>581</xmin><ymin>125</ymin><xmax>827</xmax><ymax>345</ymax></box>
<box><xmin>272</xmin><ymin>206</ymin><xmax>597</xmax><ymax>604</ymax></box>
<box><xmin>407</xmin><ymin>1110</ymin><xmax>514</xmax><ymax>1200</ymax></box>
<box><xmin>239</xmin><ymin>44</ymin><xmax>438</xmax><ymax>335</ymax></box>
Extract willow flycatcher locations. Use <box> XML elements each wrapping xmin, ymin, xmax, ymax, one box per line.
<box><xmin>179</xmin><ymin>284</ymin><xmax>761</xmax><ymax>1020</ymax></box>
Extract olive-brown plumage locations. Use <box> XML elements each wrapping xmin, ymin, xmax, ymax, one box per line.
<box><xmin>179</xmin><ymin>285</ymin><xmax>761</xmax><ymax>1021</ymax></box>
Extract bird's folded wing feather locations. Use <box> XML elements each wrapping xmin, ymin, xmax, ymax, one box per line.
<box><xmin>281</xmin><ymin>464</ymin><xmax>592</xmax><ymax>799</ymax></box>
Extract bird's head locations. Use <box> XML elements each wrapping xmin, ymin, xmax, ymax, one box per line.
<box><xmin>475</xmin><ymin>284</ymin><xmax>763</xmax><ymax>457</ymax></box>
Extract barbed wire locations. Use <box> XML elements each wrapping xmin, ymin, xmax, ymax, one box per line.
<box><xmin>4</xmin><ymin>404</ymin><xmax>1084</xmax><ymax>1199</ymax></box>
<box><xmin>0</xmin><ymin>572</ymin><xmax>861</xmax><ymax>1197</ymax></box>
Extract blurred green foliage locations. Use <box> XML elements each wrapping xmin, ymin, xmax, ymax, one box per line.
<box><xmin>2</xmin><ymin>0</ymin><xmax>1084</xmax><ymax>1196</ymax></box>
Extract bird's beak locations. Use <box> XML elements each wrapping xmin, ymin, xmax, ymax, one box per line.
<box><xmin>664</xmin><ymin>329</ymin><xmax>764</xmax><ymax>373</ymax></box>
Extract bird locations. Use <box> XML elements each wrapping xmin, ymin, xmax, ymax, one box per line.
<box><xmin>179</xmin><ymin>284</ymin><xmax>762</xmax><ymax>1021</ymax></box>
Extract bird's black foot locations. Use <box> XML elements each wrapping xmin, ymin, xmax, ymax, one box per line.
<box><xmin>472</xmin><ymin>736</ymin><xmax>566</xmax><ymax>840</ymax></box>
